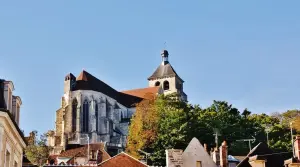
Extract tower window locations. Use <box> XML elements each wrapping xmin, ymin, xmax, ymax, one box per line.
<box><xmin>155</xmin><ymin>81</ymin><xmax>160</xmax><ymax>86</ymax></box>
<box><xmin>82</xmin><ymin>100</ymin><xmax>89</xmax><ymax>133</ymax></box>
<box><xmin>95</xmin><ymin>103</ymin><xmax>98</xmax><ymax>133</ymax></box>
<box><xmin>163</xmin><ymin>81</ymin><xmax>169</xmax><ymax>90</ymax></box>
<box><xmin>72</xmin><ymin>99</ymin><xmax>78</xmax><ymax>132</ymax></box>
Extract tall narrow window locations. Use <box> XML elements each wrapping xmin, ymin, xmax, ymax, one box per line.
<box><xmin>82</xmin><ymin>100</ymin><xmax>89</xmax><ymax>133</ymax></box>
<box><xmin>95</xmin><ymin>103</ymin><xmax>98</xmax><ymax>133</ymax></box>
<box><xmin>5</xmin><ymin>150</ymin><xmax>10</xmax><ymax>167</ymax></box>
<box><xmin>72</xmin><ymin>99</ymin><xmax>78</xmax><ymax>132</ymax></box>
<box><xmin>163</xmin><ymin>81</ymin><xmax>169</xmax><ymax>90</ymax></box>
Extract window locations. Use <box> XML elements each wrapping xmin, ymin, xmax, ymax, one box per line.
<box><xmin>72</xmin><ymin>99</ymin><xmax>78</xmax><ymax>132</ymax></box>
<box><xmin>5</xmin><ymin>150</ymin><xmax>10</xmax><ymax>167</ymax></box>
<box><xmin>163</xmin><ymin>81</ymin><xmax>169</xmax><ymax>90</ymax></box>
<box><xmin>155</xmin><ymin>81</ymin><xmax>160</xmax><ymax>86</ymax></box>
<box><xmin>82</xmin><ymin>100</ymin><xmax>89</xmax><ymax>133</ymax></box>
<box><xmin>95</xmin><ymin>103</ymin><xmax>98</xmax><ymax>132</ymax></box>
<box><xmin>196</xmin><ymin>161</ymin><xmax>202</xmax><ymax>167</ymax></box>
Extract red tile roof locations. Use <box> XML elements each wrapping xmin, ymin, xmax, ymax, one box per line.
<box><xmin>121</xmin><ymin>87</ymin><xmax>160</xmax><ymax>99</ymax></box>
<box><xmin>59</xmin><ymin>143</ymin><xmax>110</xmax><ymax>160</ymax></box>
<box><xmin>98</xmin><ymin>152</ymin><xmax>147</xmax><ymax>167</ymax></box>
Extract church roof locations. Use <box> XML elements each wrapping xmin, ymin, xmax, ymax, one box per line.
<box><xmin>148</xmin><ymin>62</ymin><xmax>183</xmax><ymax>82</ymax></box>
<box><xmin>72</xmin><ymin>70</ymin><xmax>143</xmax><ymax>108</ymax></box>
<box><xmin>121</xmin><ymin>86</ymin><xmax>161</xmax><ymax>99</ymax></box>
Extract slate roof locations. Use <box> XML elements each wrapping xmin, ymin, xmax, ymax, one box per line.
<box><xmin>236</xmin><ymin>142</ymin><xmax>284</xmax><ymax>167</ymax></box>
<box><xmin>121</xmin><ymin>87</ymin><xmax>160</xmax><ymax>99</ymax></box>
<box><xmin>148</xmin><ymin>62</ymin><xmax>183</xmax><ymax>82</ymax></box>
<box><xmin>98</xmin><ymin>152</ymin><xmax>147</xmax><ymax>167</ymax></box>
<box><xmin>71</xmin><ymin>70</ymin><xmax>144</xmax><ymax>108</ymax></box>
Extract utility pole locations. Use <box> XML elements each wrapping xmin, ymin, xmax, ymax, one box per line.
<box><xmin>138</xmin><ymin>149</ymin><xmax>151</xmax><ymax>165</ymax></box>
<box><xmin>264</xmin><ymin>124</ymin><xmax>271</xmax><ymax>146</ymax></box>
<box><xmin>213</xmin><ymin>128</ymin><xmax>221</xmax><ymax>148</ymax></box>
<box><xmin>236</xmin><ymin>136</ymin><xmax>256</xmax><ymax>151</ymax></box>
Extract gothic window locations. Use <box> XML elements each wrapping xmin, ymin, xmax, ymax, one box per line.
<box><xmin>82</xmin><ymin>100</ymin><xmax>89</xmax><ymax>133</ymax></box>
<box><xmin>95</xmin><ymin>103</ymin><xmax>98</xmax><ymax>132</ymax></box>
<box><xmin>72</xmin><ymin>99</ymin><xmax>78</xmax><ymax>132</ymax></box>
<box><xmin>163</xmin><ymin>81</ymin><xmax>169</xmax><ymax>90</ymax></box>
<box><xmin>155</xmin><ymin>81</ymin><xmax>160</xmax><ymax>86</ymax></box>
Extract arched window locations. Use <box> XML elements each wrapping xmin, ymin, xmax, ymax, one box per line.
<box><xmin>82</xmin><ymin>100</ymin><xmax>89</xmax><ymax>133</ymax></box>
<box><xmin>163</xmin><ymin>81</ymin><xmax>169</xmax><ymax>90</ymax></box>
<box><xmin>95</xmin><ymin>103</ymin><xmax>98</xmax><ymax>133</ymax></box>
<box><xmin>155</xmin><ymin>81</ymin><xmax>160</xmax><ymax>86</ymax></box>
<box><xmin>72</xmin><ymin>99</ymin><xmax>78</xmax><ymax>132</ymax></box>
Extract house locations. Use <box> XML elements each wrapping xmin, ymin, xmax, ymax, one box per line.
<box><xmin>0</xmin><ymin>79</ymin><xmax>27</xmax><ymax>167</ymax></box>
<box><xmin>237</xmin><ymin>142</ymin><xmax>284</xmax><ymax>167</ymax></box>
<box><xmin>284</xmin><ymin>136</ymin><xmax>300</xmax><ymax>167</ymax></box>
<box><xmin>46</xmin><ymin>143</ymin><xmax>110</xmax><ymax>165</ymax></box>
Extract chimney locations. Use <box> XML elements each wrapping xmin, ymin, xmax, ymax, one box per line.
<box><xmin>295</xmin><ymin>136</ymin><xmax>300</xmax><ymax>160</ymax></box>
<box><xmin>211</xmin><ymin>148</ymin><xmax>220</xmax><ymax>165</ymax></box>
<box><xmin>219</xmin><ymin>141</ymin><xmax>228</xmax><ymax>167</ymax></box>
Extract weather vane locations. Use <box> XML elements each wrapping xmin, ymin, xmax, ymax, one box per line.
<box><xmin>164</xmin><ymin>41</ymin><xmax>167</xmax><ymax>50</ymax></box>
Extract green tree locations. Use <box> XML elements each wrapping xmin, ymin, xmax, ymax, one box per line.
<box><xmin>24</xmin><ymin>131</ymin><xmax>52</xmax><ymax>167</ymax></box>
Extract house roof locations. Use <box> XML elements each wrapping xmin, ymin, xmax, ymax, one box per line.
<box><xmin>121</xmin><ymin>87</ymin><xmax>160</xmax><ymax>99</ymax></box>
<box><xmin>59</xmin><ymin>143</ymin><xmax>110</xmax><ymax>161</ymax></box>
<box><xmin>236</xmin><ymin>142</ymin><xmax>284</xmax><ymax>167</ymax></box>
<box><xmin>98</xmin><ymin>152</ymin><xmax>147</xmax><ymax>167</ymax></box>
<box><xmin>0</xmin><ymin>79</ymin><xmax>7</xmax><ymax>109</ymax></box>
<box><xmin>148</xmin><ymin>62</ymin><xmax>183</xmax><ymax>82</ymax></box>
<box><xmin>72</xmin><ymin>70</ymin><xmax>144</xmax><ymax>108</ymax></box>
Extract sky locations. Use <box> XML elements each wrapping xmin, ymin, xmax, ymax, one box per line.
<box><xmin>1</xmin><ymin>1</ymin><xmax>300</xmax><ymax>135</ymax></box>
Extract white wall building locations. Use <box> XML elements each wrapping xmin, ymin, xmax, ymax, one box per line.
<box><xmin>0</xmin><ymin>79</ymin><xmax>26</xmax><ymax>167</ymax></box>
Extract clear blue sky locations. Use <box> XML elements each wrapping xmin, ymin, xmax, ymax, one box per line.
<box><xmin>1</xmin><ymin>1</ymin><xmax>300</xmax><ymax>135</ymax></box>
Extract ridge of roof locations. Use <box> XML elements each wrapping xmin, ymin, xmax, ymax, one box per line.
<box><xmin>73</xmin><ymin>70</ymin><xmax>144</xmax><ymax>107</ymax></box>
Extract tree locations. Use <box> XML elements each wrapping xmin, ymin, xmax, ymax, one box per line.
<box><xmin>24</xmin><ymin>131</ymin><xmax>52</xmax><ymax>167</ymax></box>
<box><xmin>126</xmin><ymin>93</ymin><xmax>159</xmax><ymax>158</ymax></box>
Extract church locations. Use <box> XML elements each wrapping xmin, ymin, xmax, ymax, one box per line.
<box><xmin>47</xmin><ymin>50</ymin><xmax>187</xmax><ymax>156</ymax></box>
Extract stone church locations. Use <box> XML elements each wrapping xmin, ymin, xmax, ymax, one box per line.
<box><xmin>47</xmin><ymin>50</ymin><xmax>187</xmax><ymax>156</ymax></box>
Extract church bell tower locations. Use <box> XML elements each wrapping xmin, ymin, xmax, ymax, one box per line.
<box><xmin>148</xmin><ymin>50</ymin><xmax>187</xmax><ymax>101</ymax></box>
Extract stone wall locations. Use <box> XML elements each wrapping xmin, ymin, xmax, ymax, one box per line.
<box><xmin>55</xmin><ymin>108</ymin><xmax>63</xmax><ymax>136</ymax></box>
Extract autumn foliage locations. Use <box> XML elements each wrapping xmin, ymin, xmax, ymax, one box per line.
<box><xmin>126</xmin><ymin>93</ymin><xmax>159</xmax><ymax>158</ymax></box>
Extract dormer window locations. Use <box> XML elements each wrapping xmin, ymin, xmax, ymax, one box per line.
<box><xmin>155</xmin><ymin>81</ymin><xmax>160</xmax><ymax>86</ymax></box>
<box><xmin>163</xmin><ymin>81</ymin><xmax>169</xmax><ymax>90</ymax></box>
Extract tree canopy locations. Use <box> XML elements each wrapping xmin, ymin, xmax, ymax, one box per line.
<box><xmin>24</xmin><ymin>131</ymin><xmax>52</xmax><ymax>167</ymax></box>
<box><xmin>126</xmin><ymin>93</ymin><xmax>300</xmax><ymax>166</ymax></box>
